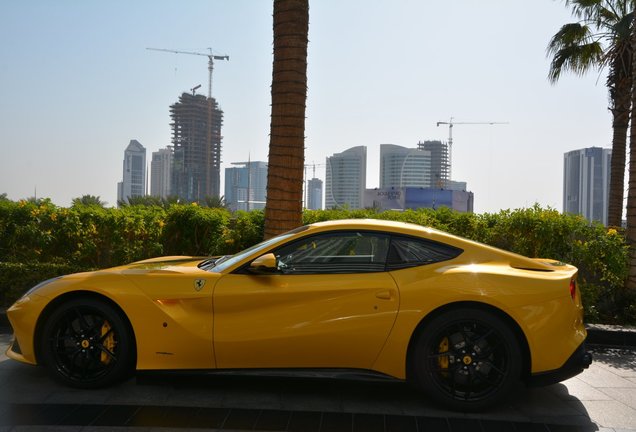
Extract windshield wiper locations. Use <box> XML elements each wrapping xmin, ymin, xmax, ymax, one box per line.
<box><xmin>198</xmin><ymin>256</ymin><xmax>223</xmax><ymax>270</ymax></box>
<box><xmin>198</xmin><ymin>255</ymin><xmax>232</xmax><ymax>271</ymax></box>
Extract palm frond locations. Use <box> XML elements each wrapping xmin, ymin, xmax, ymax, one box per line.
<box><xmin>548</xmin><ymin>42</ymin><xmax>604</xmax><ymax>83</ymax></box>
<box><xmin>568</xmin><ymin>0</ymin><xmax>604</xmax><ymax>18</ymax></box>
<box><xmin>614</xmin><ymin>11</ymin><xmax>634</xmax><ymax>39</ymax></box>
<box><xmin>596</xmin><ymin>5</ymin><xmax>619</xmax><ymax>26</ymax></box>
<box><xmin>601</xmin><ymin>0</ymin><xmax>632</xmax><ymax>20</ymax></box>
<box><xmin>547</xmin><ymin>23</ymin><xmax>594</xmax><ymax>56</ymax></box>
<box><xmin>548</xmin><ymin>0</ymin><xmax>633</xmax><ymax>83</ymax></box>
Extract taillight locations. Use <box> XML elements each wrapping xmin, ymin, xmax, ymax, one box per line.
<box><xmin>569</xmin><ymin>278</ymin><xmax>576</xmax><ymax>300</ymax></box>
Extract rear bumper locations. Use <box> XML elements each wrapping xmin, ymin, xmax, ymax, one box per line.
<box><xmin>527</xmin><ymin>342</ymin><xmax>592</xmax><ymax>387</ymax></box>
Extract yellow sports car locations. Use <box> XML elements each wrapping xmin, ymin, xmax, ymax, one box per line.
<box><xmin>6</xmin><ymin>219</ymin><xmax>591</xmax><ymax>411</ymax></box>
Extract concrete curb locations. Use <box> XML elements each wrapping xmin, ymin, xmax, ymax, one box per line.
<box><xmin>1</xmin><ymin>308</ymin><xmax>635</xmax><ymax>347</ymax></box>
<box><xmin>586</xmin><ymin>323</ymin><xmax>636</xmax><ymax>348</ymax></box>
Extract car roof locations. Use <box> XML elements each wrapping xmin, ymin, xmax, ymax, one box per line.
<box><xmin>303</xmin><ymin>219</ymin><xmax>559</xmax><ymax>272</ymax></box>
<box><xmin>306</xmin><ymin>218</ymin><xmax>447</xmax><ymax>239</ymax></box>
<box><xmin>309</xmin><ymin>218</ymin><xmax>433</xmax><ymax>231</ymax></box>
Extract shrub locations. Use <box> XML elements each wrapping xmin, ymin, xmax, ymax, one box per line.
<box><xmin>162</xmin><ymin>204</ymin><xmax>230</xmax><ymax>256</ymax></box>
<box><xmin>220</xmin><ymin>210</ymin><xmax>265</xmax><ymax>254</ymax></box>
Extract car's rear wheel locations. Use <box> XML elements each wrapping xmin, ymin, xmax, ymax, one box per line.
<box><xmin>40</xmin><ymin>297</ymin><xmax>134</xmax><ymax>388</ymax></box>
<box><xmin>411</xmin><ymin>308</ymin><xmax>522</xmax><ymax>411</ymax></box>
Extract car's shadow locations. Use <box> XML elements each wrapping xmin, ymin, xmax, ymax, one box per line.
<box><xmin>136</xmin><ymin>369</ymin><xmax>598</xmax><ymax>429</ymax></box>
<box><xmin>0</xmin><ymin>356</ymin><xmax>599</xmax><ymax>431</ymax></box>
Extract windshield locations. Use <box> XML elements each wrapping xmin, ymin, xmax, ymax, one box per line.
<box><xmin>201</xmin><ymin>231</ymin><xmax>297</xmax><ymax>273</ymax></box>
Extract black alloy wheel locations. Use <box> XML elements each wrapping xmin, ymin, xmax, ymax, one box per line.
<box><xmin>40</xmin><ymin>297</ymin><xmax>134</xmax><ymax>388</ymax></box>
<box><xmin>412</xmin><ymin>308</ymin><xmax>522</xmax><ymax>411</ymax></box>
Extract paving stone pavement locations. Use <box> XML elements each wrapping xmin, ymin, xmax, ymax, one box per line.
<box><xmin>1</xmin><ymin>332</ymin><xmax>635</xmax><ymax>431</ymax></box>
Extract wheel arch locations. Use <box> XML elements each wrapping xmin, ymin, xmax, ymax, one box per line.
<box><xmin>405</xmin><ymin>301</ymin><xmax>531</xmax><ymax>383</ymax></box>
<box><xmin>33</xmin><ymin>290</ymin><xmax>137</xmax><ymax>366</ymax></box>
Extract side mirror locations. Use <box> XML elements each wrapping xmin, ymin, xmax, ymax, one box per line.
<box><xmin>249</xmin><ymin>253</ymin><xmax>278</xmax><ymax>273</ymax></box>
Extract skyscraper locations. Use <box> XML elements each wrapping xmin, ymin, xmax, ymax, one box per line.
<box><xmin>563</xmin><ymin>147</ymin><xmax>612</xmax><ymax>225</ymax></box>
<box><xmin>380</xmin><ymin>144</ymin><xmax>432</xmax><ymax>188</ymax></box>
<box><xmin>224</xmin><ymin>161</ymin><xmax>268</xmax><ymax>211</ymax></box>
<box><xmin>150</xmin><ymin>147</ymin><xmax>172</xmax><ymax>199</ymax></box>
<box><xmin>325</xmin><ymin>146</ymin><xmax>366</xmax><ymax>209</ymax></box>
<box><xmin>170</xmin><ymin>93</ymin><xmax>223</xmax><ymax>202</ymax></box>
<box><xmin>117</xmin><ymin>139</ymin><xmax>146</xmax><ymax>205</ymax></box>
<box><xmin>306</xmin><ymin>177</ymin><xmax>323</xmax><ymax>210</ymax></box>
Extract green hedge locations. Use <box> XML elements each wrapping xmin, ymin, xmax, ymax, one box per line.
<box><xmin>0</xmin><ymin>200</ymin><xmax>166</xmax><ymax>268</ymax></box>
<box><xmin>0</xmin><ymin>262</ymin><xmax>90</xmax><ymax>308</ymax></box>
<box><xmin>0</xmin><ymin>200</ymin><xmax>633</xmax><ymax>323</ymax></box>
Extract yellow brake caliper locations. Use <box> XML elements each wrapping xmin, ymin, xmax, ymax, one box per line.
<box><xmin>100</xmin><ymin>321</ymin><xmax>115</xmax><ymax>364</ymax></box>
<box><xmin>438</xmin><ymin>337</ymin><xmax>449</xmax><ymax>375</ymax></box>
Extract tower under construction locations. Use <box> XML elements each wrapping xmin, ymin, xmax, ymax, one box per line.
<box><xmin>418</xmin><ymin>140</ymin><xmax>449</xmax><ymax>188</ymax></box>
<box><xmin>170</xmin><ymin>93</ymin><xmax>223</xmax><ymax>202</ymax></box>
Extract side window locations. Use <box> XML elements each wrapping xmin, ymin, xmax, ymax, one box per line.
<box><xmin>274</xmin><ymin>231</ymin><xmax>390</xmax><ymax>274</ymax></box>
<box><xmin>387</xmin><ymin>236</ymin><xmax>462</xmax><ymax>270</ymax></box>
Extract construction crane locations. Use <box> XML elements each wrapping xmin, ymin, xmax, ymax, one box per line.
<box><xmin>304</xmin><ymin>162</ymin><xmax>325</xmax><ymax>178</ymax></box>
<box><xmin>147</xmin><ymin>47</ymin><xmax>229</xmax><ymax>98</ymax></box>
<box><xmin>190</xmin><ymin>84</ymin><xmax>201</xmax><ymax>96</ymax></box>
<box><xmin>436</xmin><ymin>117</ymin><xmax>508</xmax><ymax>180</ymax></box>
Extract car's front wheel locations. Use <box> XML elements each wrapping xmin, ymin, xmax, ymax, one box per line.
<box><xmin>411</xmin><ymin>307</ymin><xmax>522</xmax><ymax>411</ymax></box>
<box><xmin>40</xmin><ymin>297</ymin><xmax>134</xmax><ymax>388</ymax></box>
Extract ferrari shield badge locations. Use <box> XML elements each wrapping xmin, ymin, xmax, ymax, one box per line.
<box><xmin>194</xmin><ymin>279</ymin><xmax>206</xmax><ymax>291</ymax></box>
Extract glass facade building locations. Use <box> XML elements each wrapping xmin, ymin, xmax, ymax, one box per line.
<box><xmin>325</xmin><ymin>146</ymin><xmax>366</xmax><ymax>209</ymax></box>
<box><xmin>563</xmin><ymin>147</ymin><xmax>611</xmax><ymax>225</ymax></box>
<box><xmin>117</xmin><ymin>139</ymin><xmax>146</xmax><ymax>205</ymax></box>
<box><xmin>306</xmin><ymin>177</ymin><xmax>323</xmax><ymax>210</ymax></box>
<box><xmin>150</xmin><ymin>147</ymin><xmax>172</xmax><ymax>199</ymax></box>
<box><xmin>379</xmin><ymin>144</ymin><xmax>432</xmax><ymax>188</ymax></box>
<box><xmin>224</xmin><ymin>161</ymin><xmax>268</xmax><ymax>211</ymax></box>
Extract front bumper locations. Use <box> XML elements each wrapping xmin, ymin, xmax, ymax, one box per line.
<box><xmin>5</xmin><ymin>321</ymin><xmax>29</xmax><ymax>364</ymax></box>
<box><xmin>527</xmin><ymin>342</ymin><xmax>592</xmax><ymax>387</ymax></box>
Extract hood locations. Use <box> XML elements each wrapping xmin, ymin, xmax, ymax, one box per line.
<box><xmin>112</xmin><ymin>256</ymin><xmax>210</xmax><ymax>274</ymax></box>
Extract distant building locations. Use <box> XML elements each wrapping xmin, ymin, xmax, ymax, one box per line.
<box><xmin>563</xmin><ymin>147</ymin><xmax>611</xmax><ymax>225</ymax></box>
<box><xmin>150</xmin><ymin>147</ymin><xmax>172</xmax><ymax>199</ymax></box>
<box><xmin>380</xmin><ymin>144</ymin><xmax>432</xmax><ymax>188</ymax></box>
<box><xmin>325</xmin><ymin>146</ymin><xmax>366</xmax><ymax>209</ymax></box>
<box><xmin>364</xmin><ymin>187</ymin><xmax>473</xmax><ymax>213</ymax></box>
<box><xmin>224</xmin><ymin>161</ymin><xmax>268</xmax><ymax>211</ymax></box>
<box><xmin>446</xmin><ymin>180</ymin><xmax>467</xmax><ymax>191</ymax></box>
<box><xmin>170</xmin><ymin>93</ymin><xmax>223</xmax><ymax>202</ymax></box>
<box><xmin>117</xmin><ymin>139</ymin><xmax>146</xmax><ymax>205</ymax></box>
<box><xmin>306</xmin><ymin>177</ymin><xmax>323</xmax><ymax>210</ymax></box>
<box><xmin>418</xmin><ymin>140</ymin><xmax>449</xmax><ymax>188</ymax></box>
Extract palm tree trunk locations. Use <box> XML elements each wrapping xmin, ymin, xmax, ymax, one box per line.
<box><xmin>609</xmin><ymin>84</ymin><xmax>630</xmax><ymax>228</ymax></box>
<box><xmin>608</xmin><ymin>53</ymin><xmax>632</xmax><ymax>228</ymax></box>
<box><xmin>264</xmin><ymin>0</ymin><xmax>309</xmax><ymax>239</ymax></box>
<box><xmin>624</xmin><ymin>12</ymin><xmax>636</xmax><ymax>291</ymax></box>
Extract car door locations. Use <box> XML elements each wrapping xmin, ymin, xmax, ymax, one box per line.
<box><xmin>213</xmin><ymin>231</ymin><xmax>399</xmax><ymax>370</ymax></box>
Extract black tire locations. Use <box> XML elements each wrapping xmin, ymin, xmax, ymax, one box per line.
<box><xmin>40</xmin><ymin>297</ymin><xmax>135</xmax><ymax>388</ymax></box>
<box><xmin>411</xmin><ymin>308</ymin><xmax>522</xmax><ymax>411</ymax></box>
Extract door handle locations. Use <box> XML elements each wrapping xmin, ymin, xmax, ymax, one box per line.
<box><xmin>375</xmin><ymin>290</ymin><xmax>393</xmax><ymax>300</ymax></box>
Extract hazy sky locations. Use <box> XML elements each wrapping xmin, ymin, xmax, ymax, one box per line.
<box><xmin>0</xmin><ymin>1</ymin><xmax>612</xmax><ymax>213</ymax></box>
